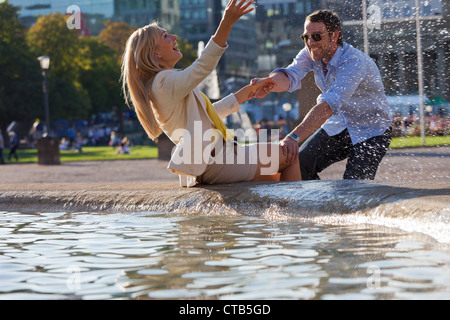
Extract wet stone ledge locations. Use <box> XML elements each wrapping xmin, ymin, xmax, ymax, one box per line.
<box><xmin>0</xmin><ymin>180</ymin><xmax>449</xmax><ymax>243</ymax></box>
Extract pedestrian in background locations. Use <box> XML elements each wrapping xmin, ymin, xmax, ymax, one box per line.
<box><xmin>8</xmin><ymin>131</ymin><xmax>19</xmax><ymax>162</ymax></box>
<box><xmin>0</xmin><ymin>129</ymin><xmax>5</xmax><ymax>164</ymax></box>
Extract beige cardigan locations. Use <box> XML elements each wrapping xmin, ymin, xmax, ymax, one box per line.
<box><xmin>152</xmin><ymin>39</ymin><xmax>241</xmax><ymax>186</ymax></box>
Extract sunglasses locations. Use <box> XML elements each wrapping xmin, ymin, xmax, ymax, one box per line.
<box><xmin>301</xmin><ymin>32</ymin><xmax>325</xmax><ymax>43</ymax></box>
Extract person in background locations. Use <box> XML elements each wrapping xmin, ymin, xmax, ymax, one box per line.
<box><xmin>59</xmin><ymin>137</ymin><xmax>69</xmax><ymax>150</ymax></box>
<box><xmin>74</xmin><ymin>132</ymin><xmax>83</xmax><ymax>153</ymax></box>
<box><xmin>116</xmin><ymin>136</ymin><xmax>130</xmax><ymax>155</ymax></box>
<box><xmin>109</xmin><ymin>131</ymin><xmax>118</xmax><ymax>149</ymax></box>
<box><xmin>0</xmin><ymin>129</ymin><xmax>5</xmax><ymax>164</ymax></box>
<box><xmin>8</xmin><ymin>131</ymin><xmax>19</xmax><ymax>162</ymax></box>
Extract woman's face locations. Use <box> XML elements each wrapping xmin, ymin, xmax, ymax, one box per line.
<box><xmin>155</xmin><ymin>28</ymin><xmax>182</xmax><ymax>69</ymax></box>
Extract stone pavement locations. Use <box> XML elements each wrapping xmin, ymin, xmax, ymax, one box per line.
<box><xmin>0</xmin><ymin>146</ymin><xmax>449</xmax><ymax>185</ymax></box>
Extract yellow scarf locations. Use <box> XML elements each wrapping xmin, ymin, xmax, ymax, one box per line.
<box><xmin>200</xmin><ymin>91</ymin><xmax>233</xmax><ymax>142</ymax></box>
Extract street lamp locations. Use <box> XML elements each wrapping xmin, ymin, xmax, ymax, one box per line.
<box><xmin>38</xmin><ymin>56</ymin><xmax>50</xmax><ymax>136</ymax></box>
<box><xmin>36</xmin><ymin>56</ymin><xmax>59</xmax><ymax>165</ymax></box>
<box><xmin>282</xmin><ymin>102</ymin><xmax>292</xmax><ymax>113</ymax></box>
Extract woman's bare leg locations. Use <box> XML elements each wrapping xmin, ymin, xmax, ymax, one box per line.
<box><xmin>252</xmin><ymin>144</ymin><xmax>301</xmax><ymax>181</ymax></box>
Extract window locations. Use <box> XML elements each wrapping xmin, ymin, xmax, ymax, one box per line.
<box><xmin>295</xmin><ymin>2</ymin><xmax>304</xmax><ymax>14</ymax></box>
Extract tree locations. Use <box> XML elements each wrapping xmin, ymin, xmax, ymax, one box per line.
<box><xmin>98</xmin><ymin>20</ymin><xmax>136</xmax><ymax>60</ymax></box>
<box><xmin>0</xmin><ymin>0</ymin><xmax>42</xmax><ymax>133</ymax></box>
<box><xmin>78</xmin><ymin>37</ymin><xmax>123</xmax><ymax>115</ymax></box>
<box><xmin>26</xmin><ymin>13</ymin><xmax>91</xmax><ymax>121</ymax></box>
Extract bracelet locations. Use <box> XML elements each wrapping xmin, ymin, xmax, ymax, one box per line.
<box><xmin>287</xmin><ymin>132</ymin><xmax>300</xmax><ymax>143</ymax></box>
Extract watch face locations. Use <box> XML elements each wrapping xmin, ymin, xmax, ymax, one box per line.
<box><xmin>289</xmin><ymin>133</ymin><xmax>299</xmax><ymax>142</ymax></box>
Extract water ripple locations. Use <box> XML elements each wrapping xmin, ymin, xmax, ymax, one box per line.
<box><xmin>0</xmin><ymin>211</ymin><xmax>449</xmax><ymax>300</ymax></box>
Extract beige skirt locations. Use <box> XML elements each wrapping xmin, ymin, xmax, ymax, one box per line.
<box><xmin>197</xmin><ymin>142</ymin><xmax>278</xmax><ymax>185</ymax></box>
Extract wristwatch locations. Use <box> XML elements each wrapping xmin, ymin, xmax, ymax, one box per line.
<box><xmin>287</xmin><ymin>132</ymin><xmax>300</xmax><ymax>143</ymax></box>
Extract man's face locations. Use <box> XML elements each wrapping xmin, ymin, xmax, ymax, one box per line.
<box><xmin>302</xmin><ymin>21</ymin><xmax>339</xmax><ymax>63</ymax></box>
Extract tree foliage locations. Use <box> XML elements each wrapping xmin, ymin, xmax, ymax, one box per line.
<box><xmin>78</xmin><ymin>37</ymin><xmax>123</xmax><ymax>115</ymax></box>
<box><xmin>0</xmin><ymin>1</ymin><xmax>41</xmax><ymax>132</ymax></box>
<box><xmin>98</xmin><ymin>20</ymin><xmax>136</xmax><ymax>60</ymax></box>
<box><xmin>26</xmin><ymin>12</ymin><xmax>91</xmax><ymax>121</ymax></box>
<box><xmin>26</xmin><ymin>13</ymin><xmax>81</xmax><ymax>79</ymax></box>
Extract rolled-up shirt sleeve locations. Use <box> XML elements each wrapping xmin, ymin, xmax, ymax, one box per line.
<box><xmin>317</xmin><ymin>58</ymin><xmax>366</xmax><ymax>114</ymax></box>
<box><xmin>270</xmin><ymin>48</ymin><xmax>312</xmax><ymax>92</ymax></box>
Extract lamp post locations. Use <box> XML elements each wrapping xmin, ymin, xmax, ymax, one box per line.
<box><xmin>38</xmin><ymin>56</ymin><xmax>50</xmax><ymax>135</ymax></box>
<box><xmin>36</xmin><ymin>56</ymin><xmax>59</xmax><ymax>165</ymax></box>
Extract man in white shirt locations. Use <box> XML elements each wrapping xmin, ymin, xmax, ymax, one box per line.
<box><xmin>252</xmin><ymin>10</ymin><xmax>393</xmax><ymax>180</ymax></box>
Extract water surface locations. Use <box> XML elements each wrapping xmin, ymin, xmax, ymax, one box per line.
<box><xmin>0</xmin><ymin>210</ymin><xmax>449</xmax><ymax>300</ymax></box>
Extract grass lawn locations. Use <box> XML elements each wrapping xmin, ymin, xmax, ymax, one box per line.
<box><xmin>2</xmin><ymin>145</ymin><xmax>158</xmax><ymax>163</ymax></box>
<box><xmin>2</xmin><ymin>135</ymin><xmax>449</xmax><ymax>164</ymax></box>
<box><xmin>389</xmin><ymin>135</ymin><xmax>450</xmax><ymax>149</ymax></box>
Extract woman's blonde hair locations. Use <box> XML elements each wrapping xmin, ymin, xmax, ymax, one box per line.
<box><xmin>121</xmin><ymin>21</ymin><xmax>164</xmax><ymax>140</ymax></box>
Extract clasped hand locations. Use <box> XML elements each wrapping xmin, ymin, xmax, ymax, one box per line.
<box><xmin>248</xmin><ymin>77</ymin><xmax>275</xmax><ymax>99</ymax></box>
<box><xmin>248</xmin><ymin>77</ymin><xmax>299</xmax><ymax>165</ymax></box>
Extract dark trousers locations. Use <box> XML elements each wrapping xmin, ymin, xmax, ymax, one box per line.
<box><xmin>8</xmin><ymin>146</ymin><xmax>18</xmax><ymax>161</ymax></box>
<box><xmin>299</xmin><ymin>127</ymin><xmax>392</xmax><ymax>180</ymax></box>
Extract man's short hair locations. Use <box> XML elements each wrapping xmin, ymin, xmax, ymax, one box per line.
<box><xmin>306</xmin><ymin>10</ymin><xmax>344</xmax><ymax>46</ymax></box>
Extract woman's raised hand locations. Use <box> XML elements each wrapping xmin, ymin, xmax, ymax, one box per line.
<box><xmin>212</xmin><ymin>0</ymin><xmax>254</xmax><ymax>47</ymax></box>
<box><xmin>223</xmin><ymin>0</ymin><xmax>254</xmax><ymax>24</ymax></box>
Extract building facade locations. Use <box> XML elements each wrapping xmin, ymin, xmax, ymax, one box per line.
<box><xmin>114</xmin><ymin>0</ymin><xmax>179</xmax><ymax>32</ymax></box>
<box><xmin>324</xmin><ymin>0</ymin><xmax>449</xmax><ymax>101</ymax></box>
<box><xmin>254</xmin><ymin>0</ymin><xmax>322</xmax><ymax>73</ymax></box>
<box><xmin>13</xmin><ymin>0</ymin><xmax>114</xmax><ymax>19</ymax></box>
<box><xmin>179</xmin><ymin>0</ymin><xmax>257</xmax><ymax>82</ymax></box>
<box><xmin>12</xmin><ymin>0</ymin><xmax>115</xmax><ymax>35</ymax></box>
<box><xmin>12</xmin><ymin>0</ymin><xmax>179</xmax><ymax>35</ymax></box>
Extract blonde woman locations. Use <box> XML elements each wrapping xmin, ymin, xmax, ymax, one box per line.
<box><xmin>121</xmin><ymin>0</ymin><xmax>301</xmax><ymax>187</ymax></box>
